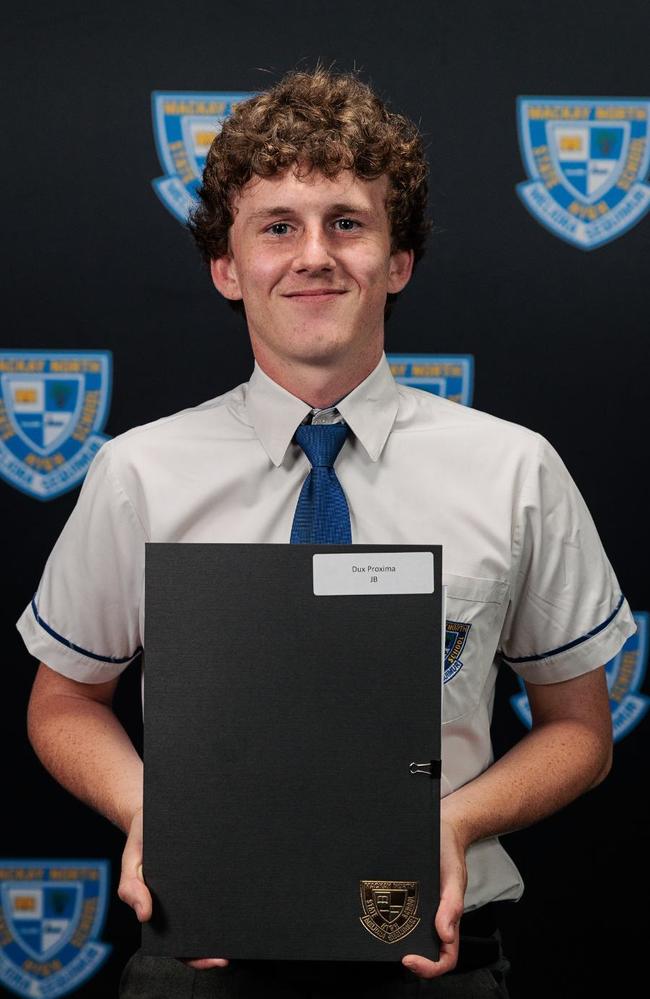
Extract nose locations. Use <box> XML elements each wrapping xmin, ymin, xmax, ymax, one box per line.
<box><xmin>291</xmin><ymin>224</ymin><xmax>336</xmax><ymax>274</ymax></box>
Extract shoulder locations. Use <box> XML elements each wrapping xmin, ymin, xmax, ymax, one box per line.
<box><xmin>394</xmin><ymin>383</ymin><xmax>545</xmax><ymax>457</ymax></box>
<box><xmin>99</xmin><ymin>381</ymin><xmax>251</xmax><ymax>471</ymax></box>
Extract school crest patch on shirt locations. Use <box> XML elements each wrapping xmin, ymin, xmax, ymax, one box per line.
<box><xmin>444</xmin><ymin>620</ymin><xmax>472</xmax><ymax>682</ymax></box>
<box><xmin>0</xmin><ymin>351</ymin><xmax>112</xmax><ymax>500</ymax></box>
<box><xmin>0</xmin><ymin>860</ymin><xmax>111</xmax><ymax>998</ymax></box>
<box><xmin>151</xmin><ymin>91</ymin><xmax>255</xmax><ymax>223</ymax></box>
<box><xmin>516</xmin><ymin>96</ymin><xmax>650</xmax><ymax>249</ymax></box>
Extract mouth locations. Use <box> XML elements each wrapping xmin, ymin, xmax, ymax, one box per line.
<box><xmin>283</xmin><ymin>289</ymin><xmax>347</xmax><ymax>301</ymax></box>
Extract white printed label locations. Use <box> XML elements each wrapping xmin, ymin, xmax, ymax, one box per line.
<box><xmin>313</xmin><ymin>552</ymin><xmax>434</xmax><ymax>596</ymax></box>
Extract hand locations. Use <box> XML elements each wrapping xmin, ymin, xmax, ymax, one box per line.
<box><xmin>401</xmin><ymin>814</ymin><xmax>467</xmax><ymax>978</ymax></box>
<box><xmin>117</xmin><ymin>807</ymin><xmax>229</xmax><ymax>971</ymax></box>
<box><xmin>117</xmin><ymin>807</ymin><xmax>151</xmax><ymax>923</ymax></box>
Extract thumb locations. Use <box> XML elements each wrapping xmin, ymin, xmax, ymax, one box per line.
<box><xmin>118</xmin><ymin>815</ymin><xmax>153</xmax><ymax>921</ymax></box>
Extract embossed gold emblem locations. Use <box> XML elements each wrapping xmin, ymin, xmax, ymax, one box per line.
<box><xmin>359</xmin><ymin>880</ymin><xmax>420</xmax><ymax>943</ymax></box>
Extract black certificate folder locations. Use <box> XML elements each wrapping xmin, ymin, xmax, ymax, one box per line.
<box><xmin>142</xmin><ymin>543</ymin><xmax>442</xmax><ymax>962</ymax></box>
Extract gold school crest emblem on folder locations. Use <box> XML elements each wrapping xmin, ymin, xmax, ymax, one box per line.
<box><xmin>359</xmin><ymin>880</ymin><xmax>420</xmax><ymax>943</ymax></box>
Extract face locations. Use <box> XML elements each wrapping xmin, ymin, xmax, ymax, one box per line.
<box><xmin>210</xmin><ymin>168</ymin><xmax>413</xmax><ymax>385</ymax></box>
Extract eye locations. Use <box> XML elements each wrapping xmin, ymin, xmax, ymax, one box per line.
<box><xmin>267</xmin><ymin>222</ymin><xmax>292</xmax><ymax>236</ymax></box>
<box><xmin>333</xmin><ymin>218</ymin><xmax>360</xmax><ymax>231</ymax></box>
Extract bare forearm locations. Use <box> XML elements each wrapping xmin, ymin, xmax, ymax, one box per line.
<box><xmin>442</xmin><ymin>715</ymin><xmax>610</xmax><ymax>850</ymax></box>
<box><xmin>401</xmin><ymin>720</ymin><xmax>603</xmax><ymax>984</ymax></box>
<box><xmin>28</xmin><ymin>690</ymin><xmax>142</xmax><ymax>835</ymax></box>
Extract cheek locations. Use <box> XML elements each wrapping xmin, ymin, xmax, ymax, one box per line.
<box><xmin>237</xmin><ymin>254</ymin><xmax>283</xmax><ymax>300</ymax></box>
<box><xmin>358</xmin><ymin>258</ymin><xmax>392</xmax><ymax>295</ymax></box>
<box><xmin>342</xmin><ymin>244</ymin><xmax>391</xmax><ymax>290</ymax></box>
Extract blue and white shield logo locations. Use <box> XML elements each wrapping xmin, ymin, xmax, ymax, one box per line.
<box><xmin>152</xmin><ymin>91</ymin><xmax>255</xmax><ymax>223</ymax></box>
<box><xmin>387</xmin><ymin>354</ymin><xmax>474</xmax><ymax>405</ymax></box>
<box><xmin>516</xmin><ymin>97</ymin><xmax>650</xmax><ymax>249</ymax></box>
<box><xmin>510</xmin><ymin>611</ymin><xmax>649</xmax><ymax>742</ymax></box>
<box><xmin>0</xmin><ymin>860</ymin><xmax>111</xmax><ymax>998</ymax></box>
<box><xmin>444</xmin><ymin>620</ymin><xmax>472</xmax><ymax>683</ymax></box>
<box><xmin>0</xmin><ymin>351</ymin><xmax>112</xmax><ymax>501</ymax></box>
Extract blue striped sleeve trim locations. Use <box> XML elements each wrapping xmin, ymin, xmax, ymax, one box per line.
<box><xmin>502</xmin><ymin>593</ymin><xmax>625</xmax><ymax>664</ymax></box>
<box><xmin>31</xmin><ymin>597</ymin><xmax>142</xmax><ymax>665</ymax></box>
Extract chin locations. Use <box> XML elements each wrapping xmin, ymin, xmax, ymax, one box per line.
<box><xmin>284</xmin><ymin>330</ymin><xmax>349</xmax><ymax>358</ymax></box>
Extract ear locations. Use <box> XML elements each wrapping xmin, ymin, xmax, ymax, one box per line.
<box><xmin>387</xmin><ymin>249</ymin><xmax>414</xmax><ymax>294</ymax></box>
<box><xmin>210</xmin><ymin>255</ymin><xmax>243</xmax><ymax>301</ymax></box>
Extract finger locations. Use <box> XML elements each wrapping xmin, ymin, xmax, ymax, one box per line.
<box><xmin>402</xmin><ymin>941</ymin><xmax>458</xmax><ymax>980</ymax></box>
<box><xmin>117</xmin><ymin>874</ymin><xmax>153</xmax><ymax>921</ymax></box>
<box><xmin>117</xmin><ymin>854</ymin><xmax>150</xmax><ymax>904</ymax></box>
<box><xmin>118</xmin><ymin>845</ymin><xmax>153</xmax><ymax>920</ymax></box>
<box><xmin>403</xmin><ymin>907</ymin><xmax>460</xmax><ymax>980</ymax></box>
<box><xmin>182</xmin><ymin>958</ymin><xmax>230</xmax><ymax>970</ymax></box>
<box><xmin>121</xmin><ymin>824</ymin><xmax>143</xmax><ymax>874</ymax></box>
<box><xmin>434</xmin><ymin>898</ymin><xmax>461</xmax><ymax>945</ymax></box>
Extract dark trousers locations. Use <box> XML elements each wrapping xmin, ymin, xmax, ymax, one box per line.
<box><xmin>120</xmin><ymin>908</ymin><xmax>510</xmax><ymax>999</ymax></box>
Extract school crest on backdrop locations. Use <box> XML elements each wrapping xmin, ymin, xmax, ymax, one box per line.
<box><xmin>387</xmin><ymin>355</ymin><xmax>474</xmax><ymax>405</ymax></box>
<box><xmin>0</xmin><ymin>351</ymin><xmax>112</xmax><ymax>501</ymax></box>
<box><xmin>516</xmin><ymin>97</ymin><xmax>650</xmax><ymax>249</ymax></box>
<box><xmin>0</xmin><ymin>860</ymin><xmax>111</xmax><ymax>998</ymax></box>
<box><xmin>510</xmin><ymin>611</ymin><xmax>649</xmax><ymax>741</ymax></box>
<box><xmin>151</xmin><ymin>91</ymin><xmax>255</xmax><ymax>223</ymax></box>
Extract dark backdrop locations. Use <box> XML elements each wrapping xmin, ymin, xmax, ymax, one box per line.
<box><xmin>3</xmin><ymin>2</ymin><xmax>648</xmax><ymax>997</ymax></box>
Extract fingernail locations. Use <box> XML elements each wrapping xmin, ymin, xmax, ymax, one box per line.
<box><xmin>404</xmin><ymin>960</ymin><xmax>416</xmax><ymax>970</ymax></box>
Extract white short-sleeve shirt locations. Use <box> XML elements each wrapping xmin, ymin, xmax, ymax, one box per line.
<box><xmin>16</xmin><ymin>353</ymin><xmax>635</xmax><ymax>910</ymax></box>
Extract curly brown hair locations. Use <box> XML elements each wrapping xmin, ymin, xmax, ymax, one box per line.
<box><xmin>188</xmin><ymin>66</ymin><xmax>431</xmax><ymax>311</ymax></box>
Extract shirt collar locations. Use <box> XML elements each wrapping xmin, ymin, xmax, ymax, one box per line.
<box><xmin>245</xmin><ymin>353</ymin><xmax>400</xmax><ymax>466</ymax></box>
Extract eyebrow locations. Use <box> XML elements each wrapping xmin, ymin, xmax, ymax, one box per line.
<box><xmin>246</xmin><ymin>203</ymin><xmax>375</xmax><ymax>222</ymax></box>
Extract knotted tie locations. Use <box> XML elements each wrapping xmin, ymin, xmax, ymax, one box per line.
<box><xmin>290</xmin><ymin>423</ymin><xmax>352</xmax><ymax>544</ymax></box>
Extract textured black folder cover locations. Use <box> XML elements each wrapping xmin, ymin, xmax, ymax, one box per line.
<box><xmin>142</xmin><ymin>543</ymin><xmax>442</xmax><ymax>962</ymax></box>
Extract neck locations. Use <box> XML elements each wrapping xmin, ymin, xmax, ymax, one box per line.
<box><xmin>253</xmin><ymin>347</ymin><xmax>384</xmax><ymax>409</ymax></box>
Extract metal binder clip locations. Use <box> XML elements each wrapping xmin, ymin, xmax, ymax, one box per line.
<box><xmin>409</xmin><ymin>761</ymin><xmax>432</xmax><ymax>775</ymax></box>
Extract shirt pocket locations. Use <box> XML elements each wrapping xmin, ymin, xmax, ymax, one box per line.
<box><xmin>442</xmin><ymin>573</ymin><xmax>510</xmax><ymax>724</ymax></box>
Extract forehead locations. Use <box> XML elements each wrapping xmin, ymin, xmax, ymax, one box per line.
<box><xmin>231</xmin><ymin>168</ymin><xmax>390</xmax><ymax>220</ymax></box>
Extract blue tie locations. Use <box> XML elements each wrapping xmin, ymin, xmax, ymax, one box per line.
<box><xmin>290</xmin><ymin>423</ymin><xmax>352</xmax><ymax>544</ymax></box>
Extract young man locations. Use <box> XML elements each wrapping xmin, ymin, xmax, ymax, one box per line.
<box><xmin>19</xmin><ymin>68</ymin><xmax>635</xmax><ymax>998</ymax></box>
